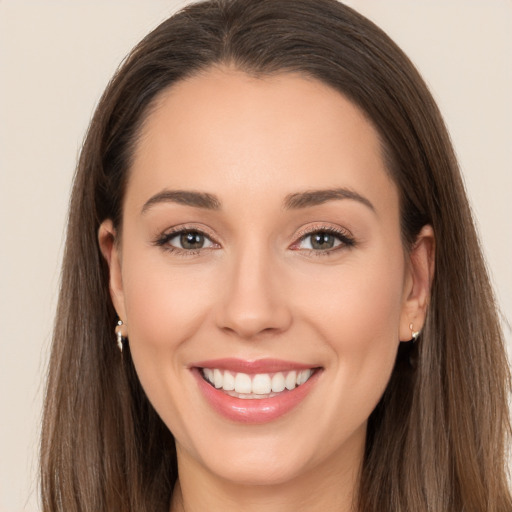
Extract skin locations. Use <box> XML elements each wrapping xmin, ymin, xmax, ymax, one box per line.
<box><xmin>99</xmin><ymin>67</ymin><xmax>434</xmax><ymax>512</ymax></box>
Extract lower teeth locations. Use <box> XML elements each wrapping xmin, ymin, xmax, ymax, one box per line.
<box><xmin>224</xmin><ymin>390</ymin><xmax>284</xmax><ymax>399</ymax></box>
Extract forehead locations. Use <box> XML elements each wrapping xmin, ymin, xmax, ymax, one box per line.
<box><xmin>127</xmin><ymin>67</ymin><xmax>398</xmax><ymax>215</ymax></box>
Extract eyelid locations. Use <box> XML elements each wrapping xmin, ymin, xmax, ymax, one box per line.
<box><xmin>153</xmin><ymin>224</ymin><xmax>221</xmax><ymax>252</ymax></box>
<box><xmin>294</xmin><ymin>223</ymin><xmax>353</xmax><ymax>239</ymax></box>
<box><xmin>290</xmin><ymin>224</ymin><xmax>356</xmax><ymax>252</ymax></box>
<box><xmin>168</xmin><ymin>231</ymin><xmax>216</xmax><ymax>249</ymax></box>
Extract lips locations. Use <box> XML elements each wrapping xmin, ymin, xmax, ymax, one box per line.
<box><xmin>191</xmin><ymin>358</ymin><xmax>321</xmax><ymax>423</ymax></box>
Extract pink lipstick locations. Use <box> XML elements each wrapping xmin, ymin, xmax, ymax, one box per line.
<box><xmin>191</xmin><ymin>358</ymin><xmax>322</xmax><ymax>424</ymax></box>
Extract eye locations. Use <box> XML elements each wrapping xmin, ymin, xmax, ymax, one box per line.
<box><xmin>170</xmin><ymin>231</ymin><xmax>213</xmax><ymax>250</ymax></box>
<box><xmin>292</xmin><ymin>227</ymin><xmax>355</xmax><ymax>253</ymax></box>
<box><xmin>301</xmin><ymin>232</ymin><xmax>340</xmax><ymax>250</ymax></box>
<box><xmin>155</xmin><ymin>228</ymin><xmax>218</xmax><ymax>253</ymax></box>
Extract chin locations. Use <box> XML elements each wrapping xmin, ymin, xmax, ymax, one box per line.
<box><xmin>204</xmin><ymin>452</ymin><xmax>313</xmax><ymax>487</ymax></box>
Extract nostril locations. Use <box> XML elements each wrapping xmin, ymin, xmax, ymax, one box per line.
<box><xmin>219</xmin><ymin>323</ymin><xmax>288</xmax><ymax>340</ymax></box>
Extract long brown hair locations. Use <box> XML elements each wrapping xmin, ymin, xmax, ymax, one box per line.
<box><xmin>40</xmin><ymin>1</ymin><xmax>511</xmax><ymax>510</ymax></box>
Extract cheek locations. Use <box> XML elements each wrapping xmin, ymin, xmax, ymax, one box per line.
<box><xmin>119</xmin><ymin>254</ymin><xmax>222</xmax><ymax>443</ymax></box>
<box><xmin>300</xmin><ymin>254</ymin><xmax>405</xmax><ymax>345</ymax></box>
<box><xmin>118</xmin><ymin>246</ymin><xmax>220</xmax><ymax>401</ymax></box>
<box><xmin>297</xmin><ymin>251</ymin><xmax>405</xmax><ymax>407</ymax></box>
<box><xmin>128</xmin><ymin>280</ymin><xmax>204</xmax><ymax>340</ymax></box>
<box><xmin>122</xmin><ymin>248</ymin><xmax>215</xmax><ymax>345</ymax></box>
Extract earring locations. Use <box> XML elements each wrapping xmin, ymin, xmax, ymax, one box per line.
<box><xmin>115</xmin><ymin>320</ymin><xmax>126</xmax><ymax>352</ymax></box>
<box><xmin>409</xmin><ymin>322</ymin><xmax>420</xmax><ymax>342</ymax></box>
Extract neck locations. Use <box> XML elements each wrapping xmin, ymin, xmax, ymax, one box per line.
<box><xmin>170</xmin><ymin>434</ymin><xmax>364</xmax><ymax>512</ymax></box>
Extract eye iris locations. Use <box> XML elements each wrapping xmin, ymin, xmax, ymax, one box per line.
<box><xmin>180</xmin><ymin>232</ymin><xmax>204</xmax><ymax>250</ymax></box>
<box><xmin>311</xmin><ymin>232</ymin><xmax>335</xmax><ymax>250</ymax></box>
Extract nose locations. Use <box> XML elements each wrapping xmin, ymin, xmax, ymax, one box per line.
<box><xmin>215</xmin><ymin>245</ymin><xmax>293</xmax><ymax>340</ymax></box>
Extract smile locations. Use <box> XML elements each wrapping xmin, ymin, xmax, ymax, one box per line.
<box><xmin>201</xmin><ymin>368</ymin><xmax>314</xmax><ymax>398</ymax></box>
<box><xmin>192</xmin><ymin>359</ymin><xmax>322</xmax><ymax>423</ymax></box>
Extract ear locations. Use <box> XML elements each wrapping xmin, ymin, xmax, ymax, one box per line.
<box><xmin>98</xmin><ymin>219</ymin><xmax>127</xmax><ymax>323</ymax></box>
<box><xmin>399</xmin><ymin>224</ymin><xmax>435</xmax><ymax>341</ymax></box>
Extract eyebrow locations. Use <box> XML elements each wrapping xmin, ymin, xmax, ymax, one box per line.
<box><xmin>141</xmin><ymin>189</ymin><xmax>221</xmax><ymax>214</ymax></box>
<box><xmin>141</xmin><ymin>187</ymin><xmax>375</xmax><ymax>215</ymax></box>
<box><xmin>283</xmin><ymin>188</ymin><xmax>375</xmax><ymax>212</ymax></box>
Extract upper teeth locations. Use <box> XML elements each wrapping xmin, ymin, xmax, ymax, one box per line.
<box><xmin>202</xmin><ymin>368</ymin><xmax>314</xmax><ymax>395</ymax></box>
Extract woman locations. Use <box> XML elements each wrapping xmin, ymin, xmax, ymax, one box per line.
<box><xmin>40</xmin><ymin>0</ymin><xmax>511</xmax><ymax>510</ymax></box>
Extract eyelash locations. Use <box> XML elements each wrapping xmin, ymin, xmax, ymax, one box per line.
<box><xmin>153</xmin><ymin>225</ymin><xmax>218</xmax><ymax>256</ymax></box>
<box><xmin>153</xmin><ymin>225</ymin><xmax>356</xmax><ymax>257</ymax></box>
<box><xmin>292</xmin><ymin>225</ymin><xmax>356</xmax><ymax>256</ymax></box>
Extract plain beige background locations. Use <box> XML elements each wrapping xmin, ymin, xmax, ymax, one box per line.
<box><xmin>0</xmin><ymin>1</ymin><xmax>510</xmax><ymax>511</ymax></box>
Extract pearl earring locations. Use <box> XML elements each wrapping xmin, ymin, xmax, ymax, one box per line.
<box><xmin>115</xmin><ymin>320</ymin><xmax>126</xmax><ymax>352</ymax></box>
<box><xmin>409</xmin><ymin>322</ymin><xmax>420</xmax><ymax>341</ymax></box>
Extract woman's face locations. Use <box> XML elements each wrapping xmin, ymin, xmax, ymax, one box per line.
<box><xmin>101</xmin><ymin>68</ymin><xmax>431</xmax><ymax>488</ymax></box>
